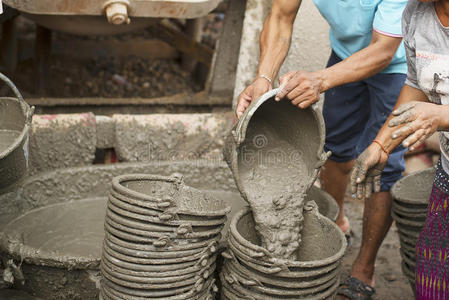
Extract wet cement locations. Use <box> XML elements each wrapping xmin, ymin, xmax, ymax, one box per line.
<box><xmin>239</xmin><ymin>118</ymin><xmax>308</xmax><ymax>260</ymax></box>
<box><xmin>1</xmin><ymin>198</ymin><xmax>106</xmax><ymax>262</ymax></box>
<box><xmin>0</xmin><ymin>130</ymin><xmax>21</xmax><ymax>154</ymax></box>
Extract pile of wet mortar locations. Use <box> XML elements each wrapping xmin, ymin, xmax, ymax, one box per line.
<box><xmin>239</xmin><ymin>116</ymin><xmax>308</xmax><ymax>259</ymax></box>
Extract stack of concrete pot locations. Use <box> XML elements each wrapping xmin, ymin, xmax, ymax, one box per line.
<box><xmin>391</xmin><ymin>167</ymin><xmax>435</xmax><ymax>290</ymax></box>
<box><xmin>220</xmin><ymin>202</ymin><xmax>346</xmax><ymax>299</ymax></box>
<box><xmin>100</xmin><ymin>174</ymin><xmax>231</xmax><ymax>300</ymax></box>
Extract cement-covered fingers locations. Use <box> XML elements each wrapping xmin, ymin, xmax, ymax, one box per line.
<box><xmin>350</xmin><ymin>144</ymin><xmax>386</xmax><ymax>200</ymax></box>
<box><xmin>236</xmin><ymin>78</ymin><xmax>272</xmax><ymax>118</ymax></box>
<box><xmin>389</xmin><ymin>101</ymin><xmax>441</xmax><ymax>150</ymax></box>
<box><xmin>275</xmin><ymin>70</ymin><xmax>322</xmax><ymax>109</ymax></box>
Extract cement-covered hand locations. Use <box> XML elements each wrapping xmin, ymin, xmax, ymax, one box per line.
<box><xmin>389</xmin><ymin>101</ymin><xmax>441</xmax><ymax>151</ymax></box>
<box><xmin>275</xmin><ymin>70</ymin><xmax>324</xmax><ymax>109</ymax></box>
<box><xmin>351</xmin><ymin>143</ymin><xmax>389</xmax><ymax>200</ymax></box>
<box><xmin>236</xmin><ymin>77</ymin><xmax>272</xmax><ymax>118</ymax></box>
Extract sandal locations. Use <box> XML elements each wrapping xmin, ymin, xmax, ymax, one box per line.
<box><xmin>336</xmin><ymin>277</ymin><xmax>375</xmax><ymax>300</ymax></box>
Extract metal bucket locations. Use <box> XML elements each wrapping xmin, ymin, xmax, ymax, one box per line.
<box><xmin>223</xmin><ymin>89</ymin><xmax>329</xmax><ymax>259</ymax></box>
<box><xmin>224</xmin><ymin>88</ymin><xmax>328</xmax><ymax>201</ymax></box>
<box><xmin>0</xmin><ymin>73</ymin><xmax>34</xmax><ymax>190</ymax></box>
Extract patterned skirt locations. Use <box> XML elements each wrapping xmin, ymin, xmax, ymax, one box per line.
<box><xmin>416</xmin><ymin>159</ymin><xmax>449</xmax><ymax>300</ymax></box>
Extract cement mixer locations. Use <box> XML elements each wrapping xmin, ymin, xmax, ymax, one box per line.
<box><xmin>3</xmin><ymin>0</ymin><xmax>222</xmax><ymax>35</ymax></box>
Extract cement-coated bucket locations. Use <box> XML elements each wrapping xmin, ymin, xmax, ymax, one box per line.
<box><xmin>0</xmin><ymin>72</ymin><xmax>34</xmax><ymax>190</ymax></box>
<box><xmin>224</xmin><ymin>88</ymin><xmax>329</xmax><ymax>201</ymax></box>
<box><xmin>391</xmin><ymin>167</ymin><xmax>434</xmax><ymax>292</ymax></box>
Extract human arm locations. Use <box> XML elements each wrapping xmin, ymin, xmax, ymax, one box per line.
<box><xmin>275</xmin><ymin>30</ymin><xmax>403</xmax><ymax>108</ymax></box>
<box><xmin>350</xmin><ymin>84</ymin><xmax>449</xmax><ymax>200</ymax></box>
<box><xmin>235</xmin><ymin>0</ymin><xmax>301</xmax><ymax>118</ymax></box>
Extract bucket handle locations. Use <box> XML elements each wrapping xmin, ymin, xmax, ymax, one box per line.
<box><xmin>0</xmin><ymin>72</ymin><xmax>24</xmax><ymax>102</ymax></box>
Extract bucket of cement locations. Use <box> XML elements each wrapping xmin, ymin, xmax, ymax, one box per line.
<box><xmin>221</xmin><ymin>202</ymin><xmax>346</xmax><ymax>299</ymax></box>
<box><xmin>101</xmin><ymin>173</ymin><xmax>230</xmax><ymax>300</ymax></box>
<box><xmin>0</xmin><ymin>72</ymin><xmax>34</xmax><ymax>190</ymax></box>
<box><xmin>224</xmin><ymin>88</ymin><xmax>329</xmax><ymax>260</ymax></box>
<box><xmin>391</xmin><ymin>167</ymin><xmax>434</xmax><ymax>287</ymax></box>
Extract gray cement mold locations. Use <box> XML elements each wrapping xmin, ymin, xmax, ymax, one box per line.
<box><xmin>391</xmin><ymin>167</ymin><xmax>434</xmax><ymax>287</ymax></box>
<box><xmin>0</xmin><ymin>72</ymin><xmax>34</xmax><ymax>190</ymax></box>
<box><xmin>224</xmin><ymin>89</ymin><xmax>329</xmax><ymax>259</ymax></box>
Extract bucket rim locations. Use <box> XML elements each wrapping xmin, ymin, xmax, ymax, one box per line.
<box><xmin>391</xmin><ymin>167</ymin><xmax>435</xmax><ymax>204</ymax></box>
<box><xmin>0</xmin><ymin>97</ymin><xmax>32</xmax><ymax>159</ymax></box>
<box><xmin>230</xmin><ymin>206</ymin><xmax>347</xmax><ymax>268</ymax></box>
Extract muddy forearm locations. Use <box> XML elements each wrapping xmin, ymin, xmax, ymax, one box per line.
<box><xmin>374</xmin><ymin>85</ymin><xmax>429</xmax><ymax>152</ymax></box>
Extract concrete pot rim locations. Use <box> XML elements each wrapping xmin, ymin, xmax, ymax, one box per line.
<box><xmin>230</xmin><ymin>206</ymin><xmax>346</xmax><ymax>268</ymax></box>
<box><xmin>220</xmin><ymin>271</ymin><xmax>339</xmax><ymax>300</ymax></box>
<box><xmin>392</xmin><ymin>210</ymin><xmax>426</xmax><ymax>228</ymax></box>
<box><xmin>107</xmin><ymin>197</ymin><xmax>227</xmax><ymax>227</ymax></box>
<box><xmin>222</xmin><ymin>262</ymin><xmax>339</xmax><ymax>296</ymax></box>
<box><xmin>104</xmin><ymin>231</ymin><xmax>219</xmax><ymax>254</ymax></box>
<box><xmin>391</xmin><ymin>167</ymin><xmax>435</xmax><ymax>205</ymax></box>
<box><xmin>103</xmin><ymin>247</ymin><xmax>217</xmax><ymax>273</ymax></box>
<box><xmin>105</xmin><ymin>208</ymin><xmax>224</xmax><ymax>239</ymax></box>
<box><xmin>102</xmin><ymin>273</ymin><xmax>215</xmax><ymax>299</ymax></box>
<box><xmin>102</xmin><ymin>240</ymin><xmax>213</xmax><ymax>265</ymax></box>
<box><xmin>112</xmin><ymin>173</ymin><xmax>231</xmax><ymax>217</ymax></box>
<box><xmin>223</xmin><ymin>257</ymin><xmax>340</xmax><ymax>289</ymax></box>
<box><xmin>392</xmin><ymin>201</ymin><xmax>427</xmax><ymax>215</ymax></box>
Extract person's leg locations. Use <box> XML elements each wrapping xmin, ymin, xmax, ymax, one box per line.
<box><xmin>351</xmin><ymin>191</ymin><xmax>393</xmax><ymax>286</ymax></box>
<box><xmin>320</xmin><ymin>160</ymin><xmax>353</xmax><ymax>233</ymax></box>
<box><xmin>348</xmin><ymin>72</ymin><xmax>407</xmax><ymax>287</ymax></box>
<box><xmin>321</xmin><ymin>51</ymin><xmax>370</xmax><ymax>233</ymax></box>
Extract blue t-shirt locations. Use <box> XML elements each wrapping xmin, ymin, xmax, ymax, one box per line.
<box><xmin>312</xmin><ymin>0</ymin><xmax>407</xmax><ymax>74</ymax></box>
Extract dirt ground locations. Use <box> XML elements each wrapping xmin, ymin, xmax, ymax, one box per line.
<box><xmin>341</xmin><ymin>196</ymin><xmax>414</xmax><ymax>300</ymax></box>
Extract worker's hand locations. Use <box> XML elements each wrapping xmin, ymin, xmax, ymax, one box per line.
<box><xmin>236</xmin><ymin>77</ymin><xmax>272</xmax><ymax>118</ymax></box>
<box><xmin>350</xmin><ymin>143</ymin><xmax>389</xmax><ymax>200</ymax></box>
<box><xmin>275</xmin><ymin>70</ymin><xmax>324</xmax><ymax>109</ymax></box>
<box><xmin>389</xmin><ymin>101</ymin><xmax>441</xmax><ymax>151</ymax></box>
